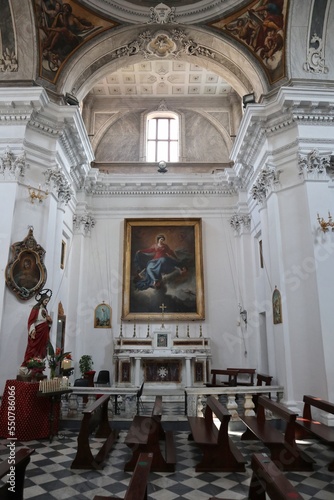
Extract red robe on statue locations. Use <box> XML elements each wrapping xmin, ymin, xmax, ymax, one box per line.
<box><xmin>22</xmin><ymin>305</ymin><xmax>51</xmax><ymax>365</ymax></box>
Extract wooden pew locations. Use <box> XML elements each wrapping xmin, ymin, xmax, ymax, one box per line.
<box><xmin>0</xmin><ymin>447</ymin><xmax>34</xmax><ymax>500</ymax></box>
<box><xmin>206</xmin><ymin>369</ymin><xmax>239</xmax><ymax>387</ymax></box>
<box><xmin>227</xmin><ymin>367</ymin><xmax>256</xmax><ymax>386</ymax></box>
<box><xmin>187</xmin><ymin>395</ymin><xmax>246</xmax><ymax>472</ymax></box>
<box><xmin>209</xmin><ymin>453</ymin><xmax>304</xmax><ymax>500</ymax></box>
<box><xmin>93</xmin><ymin>452</ymin><xmax>153</xmax><ymax>500</ymax></box>
<box><xmin>256</xmin><ymin>373</ymin><xmax>273</xmax><ymax>386</ymax></box>
<box><xmin>124</xmin><ymin>395</ymin><xmax>176</xmax><ymax>472</ymax></box>
<box><xmin>240</xmin><ymin>395</ymin><xmax>314</xmax><ymax>471</ymax></box>
<box><xmin>253</xmin><ymin>373</ymin><xmax>273</xmax><ymax>412</ymax></box>
<box><xmin>295</xmin><ymin>395</ymin><xmax>334</xmax><ymax>471</ymax></box>
<box><xmin>71</xmin><ymin>393</ymin><xmax>119</xmax><ymax>470</ymax></box>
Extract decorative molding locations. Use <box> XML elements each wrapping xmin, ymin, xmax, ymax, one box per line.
<box><xmin>73</xmin><ymin>212</ymin><xmax>96</xmax><ymax>235</ymax></box>
<box><xmin>0</xmin><ymin>147</ymin><xmax>28</xmax><ymax>180</ymax></box>
<box><xmin>44</xmin><ymin>166</ymin><xmax>73</xmax><ymax>205</ymax></box>
<box><xmin>28</xmin><ymin>112</ymin><xmax>62</xmax><ymax>137</ymax></box>
<box><xmin>230</xmin><ymin>213</ymin><xmax>251</xmax><ymax>232</ymax></box>
<box><xmin>303</xmin><ymin>0</ymin><xmax>329</xmax><ymax>74</ymax></box>
<box><xmin>83</xmin><ymin>178</ymin><xmax>237</xmax><ymax>196</ymax></box>
<box><xmin>298</xmin><ymin>149</ymin><xmax>331</xmax><ymax>178</ymax></box>
<box><xmin>147</xmin><ymin>4</ymin><xmax>177</xmax><ymax>24</ymax></box>
<box><xmin>107</xmin><ymin>28</ymin><xmax>215</xmax><ymax>61</ymax></box>
<box><xmin>304</xmin><ymin>34</ymin><xmax>328</xmax><ymax>74</ymax></box>
<box><xmin>83</xmin><ymin>0</ymin><xmax>230</xmax><ymax>23</ymax></box>
<box><xmin>250</xmin><ymin>164</ymin><xmax>282</xmax><ymax>204</ymax></box>
<box><xmin>0</xmin><ymin>50</ymin><xmax>18</xmax><ymax>72</ymax></box>
<box><xmin>157</xmin><ymin>99</ymin><xmax>168</xmax><ymax>111</ymax></box>
<box><xmin>60</xmin><ymin>125</ymin><xmax>90</xmax><ymax>189</ymax></box>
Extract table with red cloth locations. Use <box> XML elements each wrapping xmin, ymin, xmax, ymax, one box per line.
<box><xmin>0</xmin><ymin>380</ymin><xmax>60</xmax><ymax>441</ymax></box>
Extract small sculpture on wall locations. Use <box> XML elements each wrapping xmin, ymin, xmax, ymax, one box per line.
<box><xmin>5</xmin><ymin>227</ymin><xmax>47</xmax><ymax>300</ymax></box>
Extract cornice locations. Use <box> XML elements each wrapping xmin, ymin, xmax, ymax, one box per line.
<box><xmin>81</xmin><ymin>0</ymin><xmax>247</xmax><ymax>24</ymax></box>
<box><xmin>84</xmin><ymin>172</ymin><xmax>237</xmax><ymax>196</ymax></box>
<box><xmin>88</xmin><ymin>187</ymin><xmax>235</xmax><ymax>196</ymax></box>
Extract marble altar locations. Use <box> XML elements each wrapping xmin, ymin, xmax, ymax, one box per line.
<box><xmin>113</xmin><ymin>328</ymin><xmax>211</xmax><ymax>388</ymax></box>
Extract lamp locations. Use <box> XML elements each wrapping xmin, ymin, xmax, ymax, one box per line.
<box><xmin>157</xmin><ymin>160</ymin><xmax>168</xmax><ymax>173</ymax></box>
<box><xmin>239</xmin><ymin>304</ymin><xmax>247</xmax><ymax>325</ymax></box>
<box><xmin>317</xmin><ymin>212</ymin><xmax>334</xmax><ymax>232</ymax></box>
<box><xmin>65</xmin><ymin>92</ymin><xmax>79</xmax><ymax>106</ymax></box>
<box><xmin>242</xmin><ymin>92</ymin><xmax>255</xmax><ymax>109</ymax></box>
<box><xmin>28</xmin><ymin>185</ymin><xmax>49</xmax><ymax>204</ymax></box>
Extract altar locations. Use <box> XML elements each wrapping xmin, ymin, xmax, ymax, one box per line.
<box><xmin>113</xmin><ymin>328</ymin><xmax>211</xmax><ymax>388</ymax></box>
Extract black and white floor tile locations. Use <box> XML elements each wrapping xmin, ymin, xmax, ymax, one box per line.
<box><xmin>1</xmin><ymin>420</ymin><xmax>334</xmax><ymax>500</ymax></box>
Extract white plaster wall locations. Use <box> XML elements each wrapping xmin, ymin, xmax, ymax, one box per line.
<box><xmin>64</xmin><ymin>196</ymin><xmax>259</xmax><ymax>382</ymax></box>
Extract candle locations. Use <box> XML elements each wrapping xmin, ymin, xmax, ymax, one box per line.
<box><xmin>61</xmin><ymin>359</ymin><xmax>71</xmax><ymax>370</ymax></box>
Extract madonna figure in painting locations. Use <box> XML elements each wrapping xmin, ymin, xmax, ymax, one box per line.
<box><xmin>134</xmin><ymin>234</ymin><xmax>187</xmax><ymax>290</ymax></box>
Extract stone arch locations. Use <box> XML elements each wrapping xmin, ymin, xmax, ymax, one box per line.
<box><xmin>54</xmin><ymin>24</ymin><xmax>270</xmax><ymax>101</ymax></box>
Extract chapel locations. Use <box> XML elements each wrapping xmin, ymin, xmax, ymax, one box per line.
<box><xmin>0</xmin><ymin>0</ymin><xmax>333</xmax><ymax>412</ymax></box>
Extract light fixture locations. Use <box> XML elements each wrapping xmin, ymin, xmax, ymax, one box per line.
<box><xmin>28</xmin><ymin>185</ymin><xmax>49</xmax><ymax>204</ymax></box>
<box><xmin>157</xmin><ymin>160</ymin><xmax>168</xmax><ymax>173</ymax></box>
<box><xmin>317</xmin><ymin>212</ymin><xmax>334</xmax><ymax>232</ymax></box>
<box><xmin>242</xmin><ymin>92</ymin><xmax>256</xmax><ymax>108</ymax></box>
<box><xmin>65</xmin><ymin>92</ymin><xmax>79</xmax><ymax>106</ymax></box>
<box><xmin>239</xmin><ymin>303</ymin><xmax>247</xmax><ymax>325</ymax></box>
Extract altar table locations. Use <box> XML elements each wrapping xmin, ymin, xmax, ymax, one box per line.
<box><xmin>0</xmin><ymin>380</ymin><xmax>59</xmax><ymax>441</ymax></box>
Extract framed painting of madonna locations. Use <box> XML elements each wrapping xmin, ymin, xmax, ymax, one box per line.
<box><xmin>122</xmin><ymin>218</ymin><xmax>205</xmax><ymax>322</ymax></box>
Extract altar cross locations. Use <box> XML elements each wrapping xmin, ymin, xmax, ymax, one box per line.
<box><xmin>159</xmin><ymin>303</ymin><xmax>167</xmax><ymax>329</ymax></box>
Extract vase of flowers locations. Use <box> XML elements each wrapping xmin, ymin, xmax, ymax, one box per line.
<box><xmin>47</xmin><ymin>341</ymin><xmax>71</xmax><ymax>379</ymax></box>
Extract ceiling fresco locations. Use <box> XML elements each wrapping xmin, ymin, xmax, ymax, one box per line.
<box><xmin>32</xmin><ymin>0</ymin><xmax>288</xmax><ymax>92</ymax></box>
<box><xmin>208</xmin><ymin>0</ymin><xmax>288</xmax><ymax>83</ymax></box>
<box><xmin>34</xmin><ymin>0</ymin><xmax>119</xmax><ymax>83</ymax></box>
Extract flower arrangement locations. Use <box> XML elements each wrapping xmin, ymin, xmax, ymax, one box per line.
<box><xmin>26</xmin><ymin>357</ymin><xmax>46</xmax><ymax>370</ymax></box>
<box><xmin>47</xmin><ymin>341</ymin><xmax>71</xmax><ymax>379</ymax></box>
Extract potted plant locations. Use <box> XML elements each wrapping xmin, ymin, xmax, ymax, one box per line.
<box><xmin>79</xmin><ymin>355</ymin><xmax>94</xmax><ymax>376</ymax></box>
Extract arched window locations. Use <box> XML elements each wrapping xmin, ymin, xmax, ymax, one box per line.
<box><xmin>146</xmin><ymin>113</ymin><xmax>179</xmax><ymax>162</ymax></box>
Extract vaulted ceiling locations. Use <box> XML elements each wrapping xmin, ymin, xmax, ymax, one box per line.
<box><xmin>89</xmin><ymin>60</ymin><xmax>233</xmax><ymax>98</ymax></box>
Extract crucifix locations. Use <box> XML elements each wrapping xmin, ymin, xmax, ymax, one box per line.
<box><xmin>159</xmin><ymin>303</ymin><xmax>167</xmax><ymax>329</ymax></box>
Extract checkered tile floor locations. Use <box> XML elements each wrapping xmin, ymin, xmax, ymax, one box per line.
<box><xmin>1</xmin><ymin>421</ymin><xmax>334</xmax><ymax>499</ymax></box>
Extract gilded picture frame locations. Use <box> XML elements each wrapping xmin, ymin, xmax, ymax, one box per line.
<box><xmin>5</xmin><ymin>228</ymin><xmax>47</xmax><ymax>301</ymax></box>
<box><xmin>122</xmin><ymin>218</ymin><xmax>205</xmax><ymax>321</ymax></box>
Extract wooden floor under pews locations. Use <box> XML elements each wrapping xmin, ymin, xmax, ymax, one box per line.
<box><xmin>1</xmin><ymin>400</ymin><xmax>334</xmax><ymax>499</ymax></box>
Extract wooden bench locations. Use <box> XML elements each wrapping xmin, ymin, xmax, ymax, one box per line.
<box><xmin>209</xmin><ymin>452</ymin><xmax>304</xmax><ymax>499</ymax></box>
<box><xmin>227</xmin><ymin>367</ymin><xmax>256</xmax><ymax>386</ymax></box>
<box><xmin>93</xmin><ymin>452</ymin><xmax>153</xmax><ymax>500</ymax></box>
<box><xmin>256</xmin><ymin>373</ymin><xmax>273</xmax><ymax>386</ymax></box>
<box><xmin>0</xmin><ymin>447</ymin><xmax>34</xmax><ymax>500</ymax></box>
<box><xmin>240</xmin><ymin>395</ymin><xmax>314</xmax><ymax>471</ymax></box>
<box><xmin>71</xmin><ymin>393</ymin><xmax>119</xmax><ymax>470</ymax></box>
<box><xmin>124</xmin><ymin>395</ymin><xmax>176</xmax><ymax>472</ymax></box>
<box><xmin>187</xmin><ymin>395</ymin><xmax>246</xmax><ymax>472</ymax></box>
<box><xmin>253</xmin><ymin>373</ymin><xmax>273</xmax><ymax>412</ymax></box>
<box><xmin>295</xmin><ymin>395</ymin><xmax>334</xmax><ymax>471</ymax></box>
<box><xmin>206</xmin><ymin>369</ymin><xmax>239</xmax><ymax>387</ymax></box>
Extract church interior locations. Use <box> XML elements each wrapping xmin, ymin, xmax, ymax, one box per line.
<box><xmin>1</xmin><ymin>0</ymin><xmax>334</xmax><ymax>498</ymax></box>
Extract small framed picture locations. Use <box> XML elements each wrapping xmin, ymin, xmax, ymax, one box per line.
<box><xmin>94</xmin><ymin>303</ymin><xmax>111</xmax><ymax>328</ymax></box>
<box><xmin>156</xmin><ymin>332</ymin><xmax>168</xmax><ymax>348</ymax></box>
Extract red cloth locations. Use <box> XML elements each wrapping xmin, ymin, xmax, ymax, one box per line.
<box><xmin>0</xmin><ymin>380</ymin><xmax>59</xmax><ymax>440</ymax></box>
<box><xmin>22</xmin><ymin>306</ymin><xmax>51</xmax><ymax>365</ymax></box>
